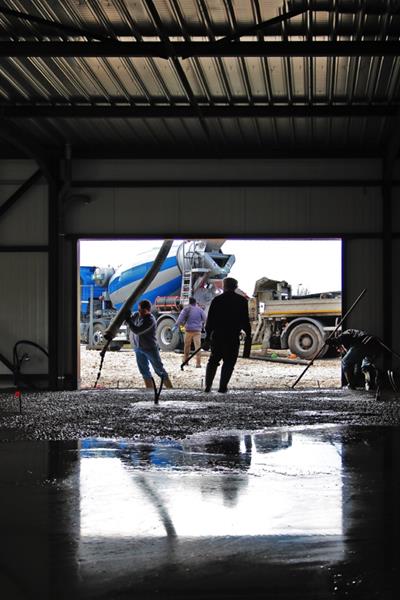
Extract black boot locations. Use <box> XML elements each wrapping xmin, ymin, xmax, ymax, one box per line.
<box><xmin>205</xmin><ymin>361</ymin><xmax>218</xmax><ymax>392</ymax></box>
<box><xmin>343</xmin><ymin>368</ymin><xmax>357</xmax><ymax>389</ymax></box>
<box><xmin>219</xmin><ymin>364</ymin><xmax>235</xmax><ymax>393</ymax></box>
<box><xmin>362</xmin><ymin>365</ymin><xmax>376</xmax><ymax>391</ymax></box>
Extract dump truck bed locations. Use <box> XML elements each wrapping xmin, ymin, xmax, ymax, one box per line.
<box><xmin>261</xmin><ymin>297</ymin><xmax>341</xmax><ymax>318</ymax></box>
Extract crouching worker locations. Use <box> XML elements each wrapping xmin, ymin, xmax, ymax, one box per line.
<box><xmin>126</xmin><ymin>299</ymin><xmax>173</xmax><ymax>390</ymax></box>
<box><xmin>327</xmin><ymin>329</ymin><xmax>382</xmax><ymax>390</ymax></box>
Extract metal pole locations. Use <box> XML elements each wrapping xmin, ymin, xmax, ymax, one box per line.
<box><xmin>378</xmin><ymin>340</ymin><xmax>400</xmax><ymax>363</ymax></box>
<box><xmin>88</xmin><ymin>284</ymin><xmax>94</xmax><ymax>350</ymax></box>
<box><xmin>292</xmin><ymin>288</ymin><xmax>367</xmax><ymax>388</ymax></box>
<box><xmin>180</xmin><ymin>347</ymin><xmax>202</xmax><ymax>370</ymax></box>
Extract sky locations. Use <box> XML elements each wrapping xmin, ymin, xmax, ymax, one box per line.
<box><xmin>79</xmin><ymin>238</ymin><xmax>342</xmax><ymax>298</ymax></box>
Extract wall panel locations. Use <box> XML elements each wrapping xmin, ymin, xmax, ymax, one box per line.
<box><xmin>176</xmin><ymin>188</ymin><xmax>246</xmax><ymax>235</ymax></box>
<box><xmin>0</xmin><ymin>182</ymin><xmax>48</xmax><ymax>245</ymax></box>
<box><xmin>64</xmin><ymin>189</ymin><xmax>116</xmax><ymax>235</ymax></box>
<box><xmin>65</xmin><ymin>185</ymin><xmax>380</xmax><ymax>236</ymax></box>
<box><xmin>0</xmin><ymin>253</ymin><xmax>48</xmax><ymax>375</ymax></box>
<box><xmin>0</xmin><ymin>160</ymin><xmax>39</xmax><ymax>181</ymax></box>
<box><xmin>391</xmin><ymin>186</ymin><xmax>400</xmax><ymax>233</ymax></box>
<box><xmin>114</xmin><ymin>188</ymin><xmax>181</xmax><ymax>234</ymax></box>
<box><xmin>392</xmin><ymin>239</ymin><xmax>400</xmax><ymax>358</ymax></box>
<box><xmin>344</xmin><ymin>239</ymin><xmax>383</xmax><ymax>338</ymax></box>
<box><xmin>72</xmin><ymin>158</ymin><xmax>383</xmax><ymax>182</ymax></box>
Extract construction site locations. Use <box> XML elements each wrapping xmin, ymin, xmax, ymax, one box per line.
<box><xmin>1</xmin><ymin>2</ymin><xmax>400</xmax><ymax>599</ymax></box>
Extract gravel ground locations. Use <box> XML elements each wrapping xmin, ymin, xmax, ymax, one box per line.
<box><xmin>2</xmin><ymin>347</ymin><xmax>399</xmax><ymax>443</ymax></box>
<box><xmin>1</xmin><ymin>385</ymin><xmax>400</xmax><ymax>443</ymax></box>
<box><xmin>79</xmin><ymin>345</ymin><xmax>342</xmax><ymax>390</ymax></box>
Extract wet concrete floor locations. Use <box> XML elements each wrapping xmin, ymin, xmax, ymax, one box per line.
<box><xmin>0</xmin><ymin>424</ymin><xmax>399</xmax><ymax>599</ymax></box>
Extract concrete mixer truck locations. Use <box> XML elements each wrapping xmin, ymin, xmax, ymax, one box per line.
<box><xmin>80</xmin><ymin>240</ymin><xmax>235</xmax><ymax>352</ymax></box>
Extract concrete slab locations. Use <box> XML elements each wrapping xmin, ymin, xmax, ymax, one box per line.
<box><xmin>0</xmin><ymin>425</ymin><xmax>399</xmax><ymax>599</ymax></box>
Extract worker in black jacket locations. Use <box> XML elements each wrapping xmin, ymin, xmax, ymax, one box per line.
<box><xmin>203</xmin><ymin>277</ymin><xmax>252</xmax><ymax>393</ymax></box>
<box><xmin>326</xmin><ymin>328</ymin><xmax>382</xmax><ymax>390</ymax></box>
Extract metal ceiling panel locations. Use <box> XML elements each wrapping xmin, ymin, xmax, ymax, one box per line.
<box><xmin>0</xmin><ymin>0</ymin><xmax>399</xmax><ymax>158</ymax></box>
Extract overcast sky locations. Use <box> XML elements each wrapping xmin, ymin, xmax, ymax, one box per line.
<box><xmin>79</xmin><ymin>238</ymin><xmax>342</xmax><ymax>297</ymax></box>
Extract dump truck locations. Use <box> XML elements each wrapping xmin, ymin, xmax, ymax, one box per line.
<box><xmin>80</xmin><ymin>240</ymin><xmax>235</xmax><ymax>351</ymax></box>
<box><xmin>252</xmin><ymin>277</ymin><xmax>341</xmax><ymax>359</ymax></box>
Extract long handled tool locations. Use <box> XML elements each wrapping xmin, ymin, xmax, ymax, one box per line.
<box><xmin>376</xmin><ymin>340</ymin><xmax>400</xmax><ymax>394</ymax></box>
<box><xmin>150</xmin><ymin>376</ymin><xmax>164</xmax><ymax>405</ymax></box>
<box><xmin>292</xmin><ymin>288</ymin><xmax>367</xmax><ymax>388</ymax></box>
<box><xmin>377</xmin><ymin>340</ymin><xmax>400</xmax><ymax>363</ymax></box>
<box><xmin>180</xmin><ymin>346</ymin><xmax>202</xmax><ymax>370</ymax></box>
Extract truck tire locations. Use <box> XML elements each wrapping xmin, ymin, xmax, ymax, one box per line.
<box><xmin>287</xmin><ymin>323</ymin><xmax>328</xmax><ymax>360</ymax></box>
<box><xmin>91</xmin><ymin>324</ymin><xmax>124</xmax><ymax>351</ymax></box>
<box><xmin>91</xmin><ymin>323</ymin><xmax>106</xmax><ymax>349</ymax></box>
<box><xmin>156</xmin><ymin>318</ymin><xmax>181</xmax><ymax>351</ymax></box>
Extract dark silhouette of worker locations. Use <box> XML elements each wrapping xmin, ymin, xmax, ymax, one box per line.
<box><xmin>326</xmin><ymin>329</ymin><xmax>382</xmax><ymax>390</ymax></box>
<box><xmin>203</xmin><ymin>277</ymin><xmax>251</xmax><ymax>393</ymax></box>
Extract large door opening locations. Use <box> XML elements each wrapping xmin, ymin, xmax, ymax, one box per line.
<box><xmin>78</xmin><ymin>238</ymin><xmax>342</xmax><ymax>391</ymax></box>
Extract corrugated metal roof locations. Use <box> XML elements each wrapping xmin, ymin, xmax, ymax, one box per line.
<box><xmin>0</xmin><ymin>0</ymin><xmax>399</xmax><ymax>157</ymax></box>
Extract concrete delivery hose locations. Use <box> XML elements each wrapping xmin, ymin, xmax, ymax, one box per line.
<box><xmin>93</xmin><ymin>239</ymin><xmax>174</xmax><ymax>389</ymax></box>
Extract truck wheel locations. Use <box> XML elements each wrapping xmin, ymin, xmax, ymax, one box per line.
<box><xmin>92</xmin><ymin>324</ymin><xmax>106</xmax><ymax>350</ymax></box>
<box><xmin>156</xmin><ymin>318</ymin><xmax>181</xmax><ymax>351</ymax></box>
<box><xmin>287</xmin><ymin>323</ymin><xmax>328</xmax><ymax>360</ymax></box>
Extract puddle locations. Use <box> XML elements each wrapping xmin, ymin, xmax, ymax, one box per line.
<box><xmin>1</xmin><ymin>425</ymin><xmax>399</xmax><ymax>599</ymax></box>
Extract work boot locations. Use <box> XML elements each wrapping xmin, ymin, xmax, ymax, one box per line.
<box><xmin>163</xmin><ymin>376</ymin><xmax>173</xmax><ymax>389</ymax></box>
<box><xmin>143</xmin><ymin>377</ymin><xmax>154</xmax><ymax>390</ymax></box>
<box><xmin>205</xmin><ymin>362</ymin><xmax>218</xmax><ymax>392</ymax></box>
<box><xmin>218</xmin><ymin>364</ymin><xmax>234</xmax><ymax>394</ymax></box>
<box><xmin>343</xmin><ymin>369</ymin><xmax>357</xmax><ymax>390</ymax></box>
<box><xmin>362</xmin><ymin>365</ymin><xmax>376</xmax><ymax>391</ymax></box>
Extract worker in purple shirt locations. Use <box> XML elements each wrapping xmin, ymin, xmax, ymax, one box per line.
<box><xmin>173</xmin><ymin>297</ymin><xmax>206</xmax><ymax>368</ymax></box>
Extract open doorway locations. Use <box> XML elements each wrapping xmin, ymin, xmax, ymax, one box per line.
<box><xmin>78</xmin><ymin>238</ymin><xmax>342</xmax><ymax>390</ymax></box>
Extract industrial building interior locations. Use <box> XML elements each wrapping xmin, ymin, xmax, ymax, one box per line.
<box><xmin>0</xmin><ymin>1</ymin><xmax>400</xmax><ymax>598</ymax></box>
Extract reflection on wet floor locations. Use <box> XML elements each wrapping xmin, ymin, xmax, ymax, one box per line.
<box><xmin>79</xmin><ymin>429</ymin><xmax>342</xmax><ymax>538</ymax></box>
<box><xmin>0</xmin><ymin>425</ymin><xmax>399</xmax><ymax>599</ymax></box>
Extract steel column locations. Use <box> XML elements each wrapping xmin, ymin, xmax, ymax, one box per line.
<box><xmin>48</xmin><ymin>174</ymin><xmax>61</xmax><ymax>390</ymax></box>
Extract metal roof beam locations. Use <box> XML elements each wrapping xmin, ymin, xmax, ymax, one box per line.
<box><xmin>215</xmin><ymin>6</ymin><xmax>306</xmax><ymax>44</ymax></box>
<box><xmin>0</xmin><ymin>6</ymin><xmax>111</xmax><ymax>41</ymax></box>
<box><xmin>0</xmin><ymin>169</ymin><xmax>42</xmax><ymax>221</ymax></box>
<box><xmin>144</xmin><ymin>0</ymin><xmax>213</xmax><ymax>143</ymax></box>
<box><xmin>0</xmin><ymin>41</ymin><xmax>399</xmax><ymax>57</ymax></box>
<box><xmin>0</xmin><ymin>118</ymin><xmax>57</xmax><ymax>184</ymax></box>
<box><xmin>0</xmin><ymin>105</ymin><xmax>396</xmax><ymax>118</ymax></box>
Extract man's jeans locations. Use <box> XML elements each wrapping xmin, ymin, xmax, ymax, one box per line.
<box><xmin>134</xmin><ymin>347</ymin><xmax>168</xmax><ymax>379</ymax></box>
<box><xmin>342</xmin><ymin>345</ymin><xmax>375</xmax><ymax>372</ymax></box>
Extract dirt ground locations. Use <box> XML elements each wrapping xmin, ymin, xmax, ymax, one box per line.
<box><xmin>80</xmin><ymin>345</ymin><xmax>342</xmax><ymax>391</ymax></box>
<box><xmin>6</xmin><ymin>347</ymin><xmax>399</xmax><ymax>443</ymax></box>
